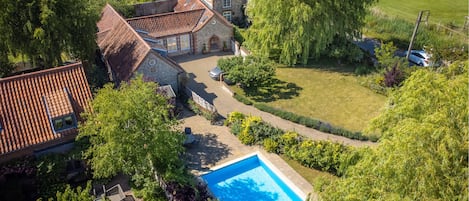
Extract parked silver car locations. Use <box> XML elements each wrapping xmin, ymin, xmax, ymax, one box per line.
<box><xmin>209</xmin><ymin>66</ymin><xmax>223</xmax><ymax>80</ymax></box>
<box><xmin>405</xmin><ymin>50</ymin><xmax>432</xmax><ymax>66</ymax></box>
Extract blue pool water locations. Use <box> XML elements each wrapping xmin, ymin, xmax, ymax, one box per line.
<box><xmin>202</xmin><ymin>155</ymin><xmax>303</xmax><ymax>201</ymax></box>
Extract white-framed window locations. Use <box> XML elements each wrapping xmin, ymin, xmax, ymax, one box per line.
<box><xmin>166</xmin><ymin>37</ymin><xmax>177</xmax><ymax>53</ymax></box>
<box><xmin>180</xmin><ymin>35</ymin><xmax>191</xmax><ymax>51</ymax></box>
<box><xmin>222</xmin><ymin>0</ymin><xmax>231</xmax><ymax>8</ymax></box>
<box><xmin>222</xmin><ymin>11</ymin><xmax>232</xmax><ymax>22</ymax></box>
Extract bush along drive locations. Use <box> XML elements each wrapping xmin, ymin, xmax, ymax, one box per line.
<box><xmin>225</xmin><ymin>112</ymin><xmax>367</xmax><ymax>176</ymax></box>
<box><xmin>252</xmin><ymin>103</ymin><xmax>377</xmax><ymax>142</ymax></box>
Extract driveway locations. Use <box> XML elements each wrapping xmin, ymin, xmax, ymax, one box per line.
<box><xmin>172</xmin><ymin>53</ymin><xmax>376</xmax><ymax>147</ymax></box>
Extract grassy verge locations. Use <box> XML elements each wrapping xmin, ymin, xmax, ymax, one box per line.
<box><xmin>280</xmin><ymin>155</ymin><xmax>337</xmax><ymax>185</ymax></box>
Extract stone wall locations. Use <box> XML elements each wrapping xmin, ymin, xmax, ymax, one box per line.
<box><xmin>212</xmin><ymin>0</ymin><xmax>247</xmax><ymax>23</ymax></box>
<box><xmin>194</xmin><ymin>17</ymin><xmax>233</xmax><ymax>54</ymax></box>
<box><xmin>136</xmin><ymin>52</ymin><xmax>180</xmax><ymax>92</ymax></box>
<box><xmin>134</xmin><ymin>0</ymin><xmax>177</xmax><ymax>17</ymax></box>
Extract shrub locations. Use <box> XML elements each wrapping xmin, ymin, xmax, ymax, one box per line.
<box><xmin>233</xmin><ymin>93</ymin><xmax>253</xmax><ymax>105</ymax></box>
<box><xmin>188</xmin><ymin>99</ymin><xmax>219</xmax><ymax>123</ymax></box>
<box><xmin>249</xmin><ymin>122</ymin><xmax>283</xmax><ymax>144</ymax></box>
<box><xmin>383</xmin><ymin>65</ymin><xmax>405</xmax><ymax>87</ymax></box>
<box><xmin>225</xmin><ymin>111</ymin><xmax>246</xmax><ymax>126</ymax></box>
<box><xmin>230</xmin><ymin>121</ymin><xmax>243</xmax><ymax>135</ymax></box>
<box><xmin>263</xmin><ymin>138</ymin><xmax>280</xmax><ymax>153</ymax></box>
<box><xmin>238</xmin><ymin>131</ymin><xmax>255</xmax><ymax>145</ymax></box>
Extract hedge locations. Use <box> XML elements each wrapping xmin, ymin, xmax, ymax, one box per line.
<box><xmin>253</xmin><ymin>103</ymin><xmax>377</xmax><ymax>142</ymax></box>
<box><xmin>225</xmin><ymin>112</ymin><xmax>366</xmax><ymax>176</ymax></box>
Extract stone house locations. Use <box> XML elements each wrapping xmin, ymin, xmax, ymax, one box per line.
<box><xmin>97</xmin><ymin>4</ymin><xmax>186</xmax><ymax>92</ymax></box>
<box><xmin>200</xmin><ymin>0</ymin><xmax>247</xmax><ymax>25</ymax></box>
<box><xmin>0</xmin><ymin>63</ymin><xmax>92</xmax><ymax>162</ymax></box>
<box><xmin>130</xmin><ymin>0</ymin><xmax>233</xmax><ymax>55</ymax></box>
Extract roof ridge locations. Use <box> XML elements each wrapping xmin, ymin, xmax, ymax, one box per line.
<box><xmin>126</xmin><ymin>8</ymin><xmax>206</xmax><ymax>21</ymax></box>
<box><xmin>0</xmin><ymin>62</ymin><xmax>83</xmax><ymax>82</ymax></box>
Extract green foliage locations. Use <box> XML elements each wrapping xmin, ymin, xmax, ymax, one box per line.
<box><xmin>36</xmin><ymin>154</ymin><xmax>67</xmax><ymax>199</ymax></box>
<box><xmin>245</xmin><ymin>0</ymin><xmax>376</xmax><ymax>65</ymax></box>
<box><xmin>218</xmin><ymin>56</ymin><xmax>276</xmax><ymax>88</ymax></box>
<box><xmin>78</xmin><ymin>76</ymin><xmax>184</xmax><ymax>185</ymax></box>
<box><xmin>233</xmin><ymin>26</ymin><xmax>245</xmax><ymax>44</ymax></box>
<box><xmin>358</xmin><ymin>73</ymin><xmax>389</xmax><ymax>95</ymax></box>
<box><xmin>0</xmin><ymin>41</ymin><xmax>13</xmax><ymax>78</ymax></box>
<box><xmin>285</xmin><ymin>140</ymin><xmax>350</xmax><ymax>175</ymax></box>
<box><xmin>225</xmin><ymin>111</ymin><xmax>246</xmax><ymax>126</ymax></box>
<box><xmin>233</xmin><ymin>93</ymin><xmax>253</xmax><ymax>105</ymax></box>
<box><xmin>325</xmin><ymin>37</ymin><xmax>364</xmax><ymax>64</ymax></box>
<box><xmin>320</xmin><ymin>61</ymin><xmax>468</xmax><ymax>200</ymax></box>
<box><xmin>375</xmin><ymin>42</ymin><xmax>398</xmax><ymax>69</ymax></box>
<box><xmin>263</xmin><ymin>138</ymin><xmax>280</xmax><ymax>153</ymax></box>
<box><xmin>188</xmin><ymin>99</ymin><xmax>219</xmax><ymax>123</ymax></box>
<box><xmin>49</xmin><ymin>181</ymin><xmax>94</xmax><ymax>201</ymax></box>
<box><xmin>0</xmin><ymin>0</ymin><xmax>99</xmax><ymax>67</ymax></box>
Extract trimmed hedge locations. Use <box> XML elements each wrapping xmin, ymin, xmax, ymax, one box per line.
<box><xmin>233</xmin><ymin>93</ymin><xmax>253</xmax><ymax>105</ymax></box>
<box><xmin>253</xmin><ymin>103</ymin><xmax>376</xmax><ymax>142</ymax></box>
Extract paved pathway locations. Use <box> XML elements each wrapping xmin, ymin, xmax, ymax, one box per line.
<box><xmin>173</xmin><ymin>53</ymin><xmax>376</xmax><ymax>147</ymax></box>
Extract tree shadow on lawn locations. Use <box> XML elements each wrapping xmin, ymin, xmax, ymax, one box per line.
<box><xmin>244</xmin><ymin>78</ymin><xmax>302</xmax><ymax>102</ymax></box>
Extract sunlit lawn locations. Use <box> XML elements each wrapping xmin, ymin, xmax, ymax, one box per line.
<box><xmin>233</xmin><ymin>66</ymin><xmax>386</xmax><ymax>132</ymax></box>
<box><xmin>280</xmin><ymin>155</ymin><xmax>337</xmax><ymax>185</ymax></box>
<box><xmin>376</xmin><ymin>0</ymin><xmax>467</xmax><ymax>26</ymax></box>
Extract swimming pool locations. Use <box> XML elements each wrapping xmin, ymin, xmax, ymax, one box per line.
<box><xmin>201</xmin><ymin>153</ymin><xmax>304</xmax><ymax>201</ymax></box>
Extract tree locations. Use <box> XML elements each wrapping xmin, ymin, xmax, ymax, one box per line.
<box><xmin>46</xmin><ymin>181</ymin><xmax>93</xmax><ymax>201</ymax></box>
<box><xmin>0</xmin><ymin>0</ymin><xmax>99</xmax><ymax>68</ymax></box>
<box><xmin>78</xmin><ymin>76</ymin><xmax>184</xmax><ymax>184</ymax></box>
<box><xmin>245</xmin><ymin>0</ymin><xmax>376</xmax><ymax>65</ymax></box>
<box><xmin>218</xmin><ymin>56</ymin><xmax>275</xmax><ymax>88</ymax></box>
<box><xmin>318</xmin><ymin>61</ymin><xmax>468</xmax><ymax>200</ymax></box>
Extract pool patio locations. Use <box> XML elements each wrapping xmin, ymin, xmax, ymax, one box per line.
<box><xmin>179</xmin><ymin>109</ymin><xmax>315</xmax><ymax>200</ymax></box>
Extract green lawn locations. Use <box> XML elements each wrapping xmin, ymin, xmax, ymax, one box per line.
<box><xmin>280</xmin><ymin>155</ymin><xmax>337</xmax><ymax>185</ymax></box>
<box><xmin>376</xmin><ymin>0</ymin><xmax>468</xmax><ymax>26</ymax></box>
<box><xmin>234</xmin><ymin>67</ymin><xmax>386</xmax><ymax>132</ymax></box>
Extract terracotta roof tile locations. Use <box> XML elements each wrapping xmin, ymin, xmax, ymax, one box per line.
<box><xmin>97</xmin><ymin>4</ymin><xmax>185</xmax><ymax>82</ymax></box>
<box><xmin>0</xmin><ymin>63</ymin><xmax>92</xmax><ymax>155</ymax></box>
<box><xmin>127</xmin><ymin>9</ymin><xmax>205</xmax><ymax>38</ymax></box>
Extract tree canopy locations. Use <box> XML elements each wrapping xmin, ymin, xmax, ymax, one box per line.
<box><xmin>218</xmin><ymin>56</ymin><xmax>275</xmax><ymax>88</ymax></box>
<box><xmin>78</xmin><ymin>76</ymin><xmax>184</xmax><ymax>183</ymax></box>
<box><xmin>0</xmin><ymin>0</ymin><xmax>98</xmax><ymax>69</ymax></box>
<box><xmin>245</xmin><ymin>0</ymin><xmax>376</xmax><ymax>65</ymax></box>
<box><xmin>318</xmin><ymin>61</ymin><xmax>468</xmax><ymax>200</ymax></box>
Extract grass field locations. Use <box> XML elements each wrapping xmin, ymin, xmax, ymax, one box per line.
<box><xmin>280</xmin><ymin>155</ymin><xmax>337</xmax><ymax>185</ymax></box>
<box><xmin>234</xmin><ymin>66</ymin><xmax>387</xmax><ymax>132</ymax></box>
<box><xmin>376</xmin><ymin>0</ymin><xmax>468</xmax><ymax>27</ymax></box>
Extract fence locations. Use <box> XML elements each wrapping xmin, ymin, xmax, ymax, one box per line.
<box><xmin>231</xmin><ymin>39</ymin><xmax>251</xmax><ymax>57</ymax></box>
<box><xmin>184</xmin><ymin>86</ymin><xmax>217</xmax><ymax>113</ymax></box>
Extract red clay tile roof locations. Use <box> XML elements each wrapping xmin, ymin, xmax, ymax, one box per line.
<box><xmin>127</xmin><ymin>9</ymin><xmax>205</xmax><ymax>38</ymax></box>
<box><xmin>127</xmin><ymin>0</ymin><xmax>231</xmax><ymax>38</ymax></box>
<box><xmin>97</xmin><ymin>4</ymin><xmax>184</xmax><ymax>82</ymax></box>
<box><xmin>0</xmin><ymin>63</ymin><xmax>92</xmax><ymax>155</ymax></box>
<box><xmin>97</xmin><ymin>4</ymin><xmax>151</xmax><ymax>82</ymax></box>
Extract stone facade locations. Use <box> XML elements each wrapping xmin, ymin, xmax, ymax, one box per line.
<box><xmin>194</xmin><ymin>17</ymin><xmax>233</xmax><ymax>53</ymax></box>
<box><xmin>202</xmin><ymin>0</ymin><xmax>247</xmax><ymax>24</ymax></box>
<box><xmin>136</xmin><ymin>52</ymin><xmax>181</xmax><ymax>92</ymax></box>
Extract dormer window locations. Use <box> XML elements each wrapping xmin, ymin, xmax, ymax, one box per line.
<box><xmin>43</xmin><ymin>88</ymin><xmax>78</xmax><ymax>133</ymax></box>
<box><xmin>52</xmin><ymin>114</ymin><xmax>77</xmax><ymax>132</ymax></box>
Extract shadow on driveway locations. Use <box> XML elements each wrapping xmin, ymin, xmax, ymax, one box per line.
<box><xmin>185</xmin><ymin>73</ymin><xmax>218</xmax><ymax>104</ymax></box>
<box><xmin>184</xmin><ymin>133</ymin><xmax>231</xmax><ymax>172</ymax></box>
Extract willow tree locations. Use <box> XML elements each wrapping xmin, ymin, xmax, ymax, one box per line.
<box><xmin>245</xmin><ymin>0</ymin><xmax>376</xmax><ymax>65</ymax></box>
<box><xmin>317</xmin><ymin>61</ymin><xmax>468</xmax><ymax>200</ymax></box>
<box><xmin>0</xmin><ymin>0</ymin><xmax>98</xmax><ymax>68</ymax></box>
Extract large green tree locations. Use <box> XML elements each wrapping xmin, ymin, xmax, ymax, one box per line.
<box><xmin>0</xmin><ymin>0</ymin><xmax>98</xmax><ymax>68</ymax></box>
<box><xmin>218</xmin><ymin>56</ymin><xmax>275</xmax><ymax>88</ymax></box>
<box><xmin>78</xmin><ymin>76</ymin><xmax>184</xmax><ymax>184</ymax></box>
<box><xmin>317</xmin><ymin>61</ymin><xmax>468</xmax><ymax>200</ymax></box>
<box><xmin>245</xmin><ymin>0</ymin><xmax>376</xmax><ymax>65</ymax></box>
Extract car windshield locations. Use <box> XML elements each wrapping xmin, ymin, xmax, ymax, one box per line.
<box><xmin>211</xmin><ymin>67</ymin><xmax>222</xmax><ymax>74</ymax></box>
